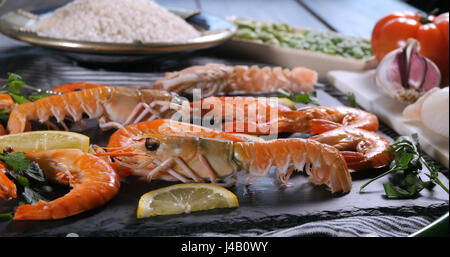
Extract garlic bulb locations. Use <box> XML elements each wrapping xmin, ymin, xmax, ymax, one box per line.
<box><xmin>376</xmin><ymin>39</ymin><xmax>441</xmax><ymax>104</ymax></box>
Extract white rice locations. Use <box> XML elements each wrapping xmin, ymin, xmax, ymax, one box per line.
<box><xmin>29</xmin><ymin>0</ymin><xmax>201</xmax><ymax>43</ymax></box>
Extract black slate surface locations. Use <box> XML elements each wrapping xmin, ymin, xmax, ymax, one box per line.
<box><xmin>0</xmin><ymin>45</ymin><xmax>447</xmax><ymax>236</ymax></box>
<box><xmin>0</xmin><ymin>167</ymin><xmax>448</xmax><ymax>236</ymax></box>
<box><xmin>0</xmin><ymin>86</ymin><xmax>448</xmax><ymax>237</ymax></box>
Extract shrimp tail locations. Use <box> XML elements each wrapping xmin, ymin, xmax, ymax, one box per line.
<box><xmin>235</xmin><ymin>139</ymin><xmax>352</xmax><ymax>193</ymax></box>
<box><xmin>14</xmin><ymin>201</ymin><xmax>52</xmax><ymax>220</ymax></box>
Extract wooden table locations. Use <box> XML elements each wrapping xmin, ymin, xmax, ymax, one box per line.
<box><xmin>0</xmin><ymin>0</ymin><xmax>421</xmax><ymax>48</ymax></box>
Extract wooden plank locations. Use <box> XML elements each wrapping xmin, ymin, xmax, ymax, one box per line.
<box><xmin>300</xmin><ymin>0</ymin><xmax>421</xmax><ymax>38</ymax></box>
<box><xmin>198</xmin><ymin>0</ymin><xmax>330</xmax><ymax>30</ymax></box>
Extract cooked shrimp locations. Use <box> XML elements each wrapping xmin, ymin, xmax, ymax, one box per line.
<box><xmin>6</xmin><ymin>86</ymin><xmax>182</xmax><ymax>134</ymax></box>
<box><xmin>12</xmin><ymin>149</ymin><xmax>120</xmax><ymax>220</ymax></box>
<box><xmin>305</xmin><ymin>106</ymin><xmax>380</xmax><ymax>134</ymax></box>
<box><xmin>193</xmin><ymin>96</ymin><xmax>379</xmax><ymax>135</ymax></box>
<box><xmin>309</xmin><ymin>127</ymin><xmax>393</xmax><ymax>170</ymax></box>
<box><xmin>0</xmin><ymin>161</ymin><xmax>17</xmax><ymax>201</ymax></box>
<box><xmin>152</xmin><ymin>63</ymin><xmax>318</xmax><ymax>97</ymax></box>
<box><xmin>100</xmin><ymin>121</ymin><xmax>352</xmax><ymax>193</ymax></box>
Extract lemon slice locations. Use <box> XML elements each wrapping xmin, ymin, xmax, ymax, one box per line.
<box><xmin>0</xmin><ymin>131</ymin><xmax>90</xmax><ymax>152</ymax></box>
<box><xmin>272</xmin><ymin>97</ymin><xmax>296</xmax><ymax>110</ymax></box>
<box><xmin>137</xmin><ymin>183</ymin><xmax>239</xmax><ymax>218</ymax></box>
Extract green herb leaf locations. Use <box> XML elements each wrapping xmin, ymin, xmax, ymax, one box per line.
<box><xmin>7</xmin><ymin>73</ymin><xmax>23</xmax><ymax>83</ymax></box>
<box><xmin>6</xmin><ymin>73</ymin><xmax>25</xmax><ymax>94</ymax></box>
<box><xmin>0</xmin><ymin>212</ymin><xmax>12</xmax><ymax>220</ymax></box>
<box><xmin>15</xmin><ymin>174</ymin><xmax>29</xmax><ymax>187</ymax></box>
<box><xmin>360</xmin><ymin>133</ymin><xmax>449</xmax><ymax>198</ymax></box>
<box><xmin>7</xmin><ymin>80</ymin><xmax>25</xmax><ymax>95</ymax></box>
<box><xmin>0</xmin><ymin>152</ymin><xmax>30</xmax><ymax>172</ymax></box>
<box><xmin>9</xmin><ymin>93</ymin><xmax>28</xmax><ymax>104</ymax></box>
<box><xmin>345</xmin><ymin>92</ymin><xmax>357</xmax><ymax>108</ymax></box>
<box><xmin>383</xmin><ymin>183</ymin><xmax>413</xmax><ymax>198</ymax></box>
<box><xmin>28</xmin><ymin>91</ymin><xmax>52</xmax><ymax>102</ymax></box>
<box><xmin>2</xmin><ymin>72</ymin><xmax>51</xmax><ymax>103</ymax></box>
<box><xmin>277</xmin><ymin>88</ymin><xmax>320</xmax><ymax>106</ymax></box>
<box><xmin>1</xmin><ymin>73</ymin><xmax>28</xmax><ymax>104</ymax></box>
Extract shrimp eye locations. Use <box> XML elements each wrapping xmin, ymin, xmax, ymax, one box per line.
<box><xmin>145</xmin><ymin>138</ymin><xmax>160</xmax><ymax>151</ymax></box>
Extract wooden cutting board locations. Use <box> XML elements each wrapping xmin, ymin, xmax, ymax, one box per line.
<box><xmin>327</xmin><ymin>69</ymin><xmax>449</xmax><ymax>169</ymax></box>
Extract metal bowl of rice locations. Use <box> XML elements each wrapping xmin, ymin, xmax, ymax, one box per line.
<box><xmin>0</xmin><ymin>0</ymin><xmax>236</xmax><ymax>63</ymax></box>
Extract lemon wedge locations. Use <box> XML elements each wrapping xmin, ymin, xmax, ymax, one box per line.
<box><xmin>137</xmin><ymin>183</ymin><xmax>239</xmax><ymax>218</ymax></box>
<box><xmin>0</xmin><ymin>131</ymin><xmax>90</xmax><ymax>152</ymax></box>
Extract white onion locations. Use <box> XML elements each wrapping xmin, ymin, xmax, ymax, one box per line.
<box><xmin>421</xmin><ymin>87</ymin><xmax>449</xmax><ymax>138</ymax></box>
<box><xmin>403</xmin><ymin>87</ymin><xmax>449</xmax><ymax>138</ymax></box>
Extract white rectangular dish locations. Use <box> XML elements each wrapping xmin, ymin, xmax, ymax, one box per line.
<box><xmin>220</xmin><ymin>18</ymin><xmax>378</xmax><ymax>79</ymax></box>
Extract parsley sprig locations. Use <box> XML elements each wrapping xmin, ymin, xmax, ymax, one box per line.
<box><xmin>0</xmin><ymin>151</ymin><xmax>63</xmax><ymax>216</ymax></box>
<box><xmin>0</xmin><ymin>73</ymin><xmax>51</xmax><ymax>127</ymax></box>
<box><xmin>360</xmin><ymin>133</ymin><xmax>449</xmax><ymax>198</ymax></box>
<box><xmin>0</xmin><ymin>73</ymin><xmax>51</xmax><ymax>104</ymax></box>
<box><xmin>345</xmin><ymin>92</ymin><xmax>357</xmax><ymax>108</ymax></box>
<box><xmin>277</xmin><ymin>88</ymin><xmax>320</xmax><ymax>106</ymax></box>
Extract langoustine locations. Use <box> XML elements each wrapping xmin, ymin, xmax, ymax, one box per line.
<box><xmin>1</xmin><ymin>149</ymin><xmax>120</xmax><ymax>220</ymax></box>
<box><xmin>98</xmin><ymin>119</ymin><xmax>352</xmax><ymax>193</ymax></box>
<box><xmin>6</xmin><ymin>86</ymin><xmax>183</xmax><ymax>134</ymax></box>
<box><xmin>151</xmin><ymin>63</ymin><xmax>318</xmax><ymax>97</ymax></box>
<box><xmin>49</xmin><ymin>63</ymin><xmax>318</xmax><ymax>98</ymax></box>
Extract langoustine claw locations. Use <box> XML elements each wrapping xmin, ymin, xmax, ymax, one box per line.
<box><xmin>309</xmin><ymin>127</ymin><xmax>393</xmax><ymax>170</ymax></box>
<box><xmin>12</xmin><ymin>149</ymin><xmax>120</xmax><ymax>220</ymax></box>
